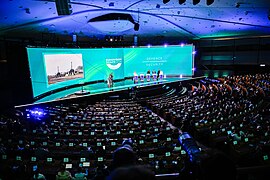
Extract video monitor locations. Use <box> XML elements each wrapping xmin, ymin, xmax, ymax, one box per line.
<box><xmin>2</xmin><ymin>155</ymin><xmax>7</xmax><ymax>160</ymax></box>
<box><xmin>31</xmin><ymin>157</ymin><xmax>36</xmax><ymax>162</ymax></box>
<box><xmin>83</xmin><ymin>162</ymin><xmax>90</xmax><ymax>167</ymax></box>
<box><xmin>66</xmin><ymin>164</ymin><xmax>72</xmax><ymax>169</ymax></box>
<box><xmin>181</xmin><ymin>150</ymin><xmax>186</xmax><ymax>155</ymax></box>
<box><xmin>44</xmin><ymin>54</ymin><xmax>84</xmax><ymax>85</ymax></box>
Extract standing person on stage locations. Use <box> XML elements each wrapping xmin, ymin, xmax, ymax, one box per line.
<box><xmin>157</xmin><ymin>70</ymin><xmax>160</xmax><ymax>79</ymax></box>
<box><xmin>107</xmin><ymin>73</ymin><xmax>113</xmax><ymax>88</ymax></box>
<box><xmin>147</xmin><ymin>70</ymin><xmax>151</xmax><ymax>75</ymax></box>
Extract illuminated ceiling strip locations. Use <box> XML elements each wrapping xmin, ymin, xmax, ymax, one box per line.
<box><xmin>0</xmin><ymin>8</ymin><xmax>199</xmax><ymax>38</ymax></box>
<box><xmin>155</xmin><ymin>13</ymin><xmax>270</xmax><ymax>29</ymax></box>
<box><xmin>125</xmin><ymin>0</ymin><xmax>145</xmax><ymax>10</ymax></box>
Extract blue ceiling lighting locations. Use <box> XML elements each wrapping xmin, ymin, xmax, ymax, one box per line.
<box><xmin>0</xmin><ymin>0</ymin><xmax>269</xmax><ymax>41</ymax></box>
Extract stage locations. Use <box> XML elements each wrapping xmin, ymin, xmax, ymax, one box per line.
<box><xmin>15</xmin><ymin>76</ymin><xmax>205</xmax><ymax>107</ymax></box>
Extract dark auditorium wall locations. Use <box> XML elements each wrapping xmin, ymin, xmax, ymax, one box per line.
<box><xmin>0</xmin><ymin>41</ymin><xmax>10</xmax><ymax>110</ymax></box>
<box><xmin>0</xmin><ymin>40</ymin><xmax>32</xmax><ymax>109</ymax></box>
<box><xmin>194</xmin><ymin>37</ymin><xmax>270</xmax><ymax>76</ymax></box>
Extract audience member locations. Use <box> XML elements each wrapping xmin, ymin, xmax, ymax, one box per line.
<box><xmin>56</xmin><ymin>164</ymin><xmax>72</xmax><ymax>180</ymax></box>
<box><xmin>108</xmin><ymin>165</ymin><xmax>156</xmax><ymax>180</ymax></box>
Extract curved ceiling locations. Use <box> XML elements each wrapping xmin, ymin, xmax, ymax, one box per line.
<box><xmin>0</xmin><ymin>0</ymin><xmax>270</xmax><ymax>42</ymax></box>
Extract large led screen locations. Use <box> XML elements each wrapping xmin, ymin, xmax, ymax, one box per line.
<box><xmin>27</xmin><ymin>45</ymin><xmax>193</xmax><ymax>98</ymax></box>
<box><xmin>124</xmin><ymin>46</ymin><xmax>193</xmax><ymax>77</ymax></box>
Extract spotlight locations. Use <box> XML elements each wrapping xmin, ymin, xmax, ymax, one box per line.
<box><xmin>163</xmin><ymin>0</ymin><xmax>170</xmax><ymax>4</ymax></box>
<box><xmin>72</xmin><ymin>34</ymin><xmax>77</xmax><ymax>42</ymax></box>
<box><xmin>179</xmin><ymin>0</ymin><xmax>186</xmax><ymax>5</ymax></box>
<box><xmin>193</xmin><ymin>0</ymin><xmax>200</xmax><ymax>5</ymax></box>
<box><xmin>134</xmin><ymin>23</ymin><xmax>139</xmax><ymax>31</ymax></box>
<box><xmin>25</xmin><ymin>8</ymin><xmax>31</xmax><ymax>14</ymax></box>
<box><xmin>26</xmin><ymin>108</ymin><xmax>46</xmax><ymax>120</ymax></box>
<box><xmin>206</xmin><ymin>0</ymin><xmax>214</xmax><ymax>6</ymax></box>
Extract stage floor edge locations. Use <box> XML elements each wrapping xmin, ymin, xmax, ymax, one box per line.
<box><xmin>15</xmin><ymin>76</ymin><xmax>205</xmax><ymax>108</ymax></box>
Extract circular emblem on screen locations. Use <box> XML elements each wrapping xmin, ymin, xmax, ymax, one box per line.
<box><xmin>106</xmin><ymin>58</ymin><xmax>122</xmax><ymax>70</ymax></box>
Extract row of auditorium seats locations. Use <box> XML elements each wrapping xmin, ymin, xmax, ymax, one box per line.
<box><xmin>1</xmin><ymin>73</ymin><xmax>270</xmax><ymax>179</ymax></box>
